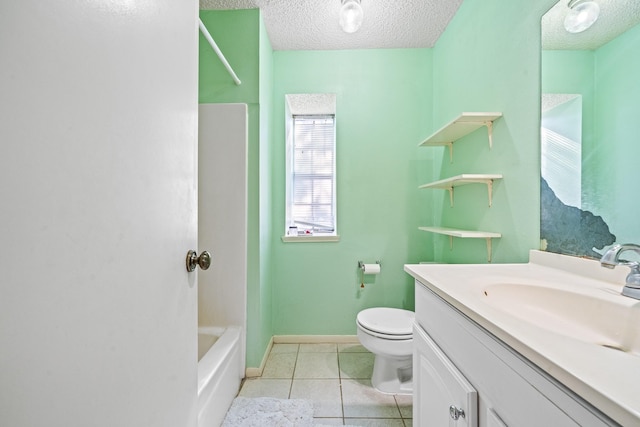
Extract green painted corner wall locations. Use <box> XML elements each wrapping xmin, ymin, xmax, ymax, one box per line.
<box><xmin>199</xmin><ymin>10</ymin><xmax>259</xmax><ymax>103</ymax></box>
<box><xmin>428</xmin><ymin>0</ymin><xmax>557</xmax><ymax>264</ymax></box>
<box><xmin>198</xmin><ymin>9</ymin><xmax>273</xmax><ymax>368</ymax></box>
<box><xmin>271</xmin><ymin>49</ymin><xmax>433</xmax><ymax>335</ymax></box>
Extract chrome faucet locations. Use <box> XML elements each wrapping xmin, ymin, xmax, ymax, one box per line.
<box><xmin>600</xmin><ymin>243</ymin><xmax>640</xmax><ymax>300</ymax></box>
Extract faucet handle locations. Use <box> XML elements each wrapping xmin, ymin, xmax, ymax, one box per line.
<box><xmin>600</xmin><ymin>244</ymin><xmax>640</xmax><ymax>299</ymax></box>
<box><xmin>623</xmin><ymin>262</ymin><xmax>640</xmax><ymax>287</ymax></box>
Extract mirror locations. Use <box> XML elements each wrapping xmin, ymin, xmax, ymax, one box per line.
<box><xmin>540</xmin><ymin>0</ymin><xmax>640</xmax><ymax>259</ymax></box>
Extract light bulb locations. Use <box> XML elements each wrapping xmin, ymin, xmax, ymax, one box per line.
<box><xmin>340</xmin><ymin>0</ymin><xmax>363</xmax><ymax>34</ymax></box>
<box><xmin>564</xmin><ymin>1</ymin><xmax>600</xmax><ymax>34</ymax></box>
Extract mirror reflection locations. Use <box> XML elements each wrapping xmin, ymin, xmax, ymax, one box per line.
<box><xmin>541</xmin><ymin>0</ymin><xmax>640</xmax><ymax>258</ymax></box>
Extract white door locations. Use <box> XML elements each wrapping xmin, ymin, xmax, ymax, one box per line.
<box><xmin>0</xmin><ymin>2</ymin><xmax>199</xmax><ymax>427</ymax></box>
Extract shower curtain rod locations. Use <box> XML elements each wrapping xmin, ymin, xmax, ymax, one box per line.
<box><xmin>198</xmin><ymin>18</ymin><xmax>242</xmax><ymax>86</ymax></box>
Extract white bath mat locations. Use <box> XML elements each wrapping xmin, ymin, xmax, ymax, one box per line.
<box><xmin>221</xmin><ymin>397</ymin><xmax>314</xmax><ymax>427</ymax></box>
<box><xmin>221</xmin><ymin>396</ymin><xmax>361</xmax><ymax>427</ymax></box>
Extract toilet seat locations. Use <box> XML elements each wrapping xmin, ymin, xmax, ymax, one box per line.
<box><xmin>357</xmin><ymin>308</ymin><xmax>414</xmax><ymax>340</ymax></box>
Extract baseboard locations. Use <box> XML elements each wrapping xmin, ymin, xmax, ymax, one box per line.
<box><xmin>245</xmin><ymin>336</ymin><xmax>274</xmax><ymax>378</ymax></box>
<box><xmin>273</xmin><ymin>335</ymin><xmax>359</xmax><ymax>344</ymax></box>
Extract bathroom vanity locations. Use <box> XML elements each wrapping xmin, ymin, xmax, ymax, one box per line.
<box><xmin>405</xmin><ymin>251</ymin><xmax>640</xmax><ymax>427</ymax></box>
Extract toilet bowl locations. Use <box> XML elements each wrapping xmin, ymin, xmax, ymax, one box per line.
<box><xmin>356</xmin><ymin>307</ymin><xmax>414</xmax><ymax>395</ymax></box>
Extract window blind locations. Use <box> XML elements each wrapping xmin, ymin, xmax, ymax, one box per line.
<box><xmin>292</xmin><ymin>115</ymin><xmax>336</xmax><ymax>233</ymax></box>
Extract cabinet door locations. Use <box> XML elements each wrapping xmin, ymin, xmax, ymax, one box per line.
<box><xmin>414</xmin><ymin>324</ymin><xmax>478</xmax><ymax>426</ymax></box>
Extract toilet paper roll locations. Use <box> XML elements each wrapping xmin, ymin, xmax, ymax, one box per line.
<box><xmin>363</xmin><ymin>263</ymin><xmax>380</xmax><ymax>274</ymax></box>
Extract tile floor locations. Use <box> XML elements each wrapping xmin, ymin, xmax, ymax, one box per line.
<box><xmin>237</xmin><ymin>342</ymin><xmax>413</xmax><ymax>426</ymax></box>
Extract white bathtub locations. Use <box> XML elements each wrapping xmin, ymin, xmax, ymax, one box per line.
<box><xmin>197</xmin><ymin>326</ymin><xmax>243</xmax><ymax>426</ymax></box>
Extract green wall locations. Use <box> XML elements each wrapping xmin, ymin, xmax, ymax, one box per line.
<box><xmin>429</xmin><ymin>0</ymin><xmax>557</xmax><ymax>264</ymax></box>
<box><xmin>199</xmin><ymin>10</ymin><xmax>259</xmax><ymax>103</ymax></box>
<box><xmin>271</xmin><ymin>49</ymin><xmax>433</xmax><ymax>335</ymax></box>
<box><xmin>199</xmin><ymin>9</ymin><xmax>273</xmax><ymax>368</ymax></box>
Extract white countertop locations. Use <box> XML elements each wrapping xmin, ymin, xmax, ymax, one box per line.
<box><xmin>404</xmin><ymin>250</ymin><xmax>640</xmax><ymax>427</ymax></box>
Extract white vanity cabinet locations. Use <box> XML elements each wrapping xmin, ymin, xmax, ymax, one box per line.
<box><xmin>413</xmin><ymin>280</ymin><xmax>618</xmax><ymax>427</ymax></box>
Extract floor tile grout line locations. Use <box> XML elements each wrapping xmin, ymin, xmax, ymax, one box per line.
<box><xmin>335</xmin><ymin>347</ymin><xmax>346</xmax><ymax>424</ymax></box>
<box><xmin>286</xmin><ymin>344</ymin><xmax>299</xmax><ymax>399</ymax></box>
<box><xmin>394</xmin><ymin>395</ymin><xmax>401</xmax><ymax>419</ymax></box>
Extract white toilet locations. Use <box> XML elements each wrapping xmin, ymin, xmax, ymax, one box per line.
<box><xmin>356</xmin><ymin>307</ymin><xmax>414</xmax><ymax>394</ymax></box>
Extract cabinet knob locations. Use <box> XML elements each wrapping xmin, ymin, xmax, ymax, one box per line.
<box><xmin>449</xmin><ymin>405</ymin><xmax>465</xmax><ymax>420</ymax></box>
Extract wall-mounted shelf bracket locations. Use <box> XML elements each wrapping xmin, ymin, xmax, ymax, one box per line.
<box><xmin>485</xmin><ymin>238</ymin><xmax>493</xmax><ymax>263</ymax></box>
<box><xmin>485</xmin><ymin>120</ymin><xmax>494</xmax><ymax>149</ymax></box>
<box><xmin>486</xmin><ymin>179</ymin><xmax>494</xmax><ymax>207</ymax></box>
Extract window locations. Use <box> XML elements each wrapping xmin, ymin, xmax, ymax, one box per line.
<box><xmin>290</xmin><ymin>115</ymin><xmax>336</xmax><ymax>233</ymax></box>
<box><xmin>285</xmin><ymin>94</ymin><xmax>337</xmax><ymax>239</ymax></box>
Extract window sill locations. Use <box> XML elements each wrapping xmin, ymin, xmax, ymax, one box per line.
<box><xmin>281</xmin><ymin>235</ymin><xmax>341</xmax><ymax>243</ymax></box>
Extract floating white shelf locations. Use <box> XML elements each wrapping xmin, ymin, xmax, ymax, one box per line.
<box><xmin>419</xmin><ymin>226</ymin><xmax>501</xmax><ymax>262</ymax></box>
<box><xmin>419</xmin><ymin>112</ymin><xmax>502</xmax><ymax>162</ymax></box>
<box><xmin>419</xmin><ymin>174</ymin><xmax>503</xmax><ymax>207</ymax></box>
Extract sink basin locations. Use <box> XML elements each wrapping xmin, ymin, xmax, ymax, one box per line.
<box><xmin>481</xmin><ymin>283</ymin><xmax>640</xmax><ymax>356</ymax></box>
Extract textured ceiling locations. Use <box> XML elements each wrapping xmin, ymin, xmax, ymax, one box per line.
<box><xmin>200</xmin><ymin>0</ymin><xmax>464</xmax><ymax>50</ymax></box>
<box><xmin>542</xmin><ymin>0</ymin><xmax>640</xmax><ymax>50</ymax></box>
<box><xmin>201</xmin><ymin>0</ymin><xmax>640</xmax><ymax>51</ymax></box>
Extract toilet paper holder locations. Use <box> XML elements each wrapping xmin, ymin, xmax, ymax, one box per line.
<box><xmin>358</xmin><ymin>260</ymin><xmax>381</xmax><ymax>289</ymax></box>
<box><xmin>358</xmin><ymin>260</ymin><xmax>381</xmax><ymax>271</ymax></box>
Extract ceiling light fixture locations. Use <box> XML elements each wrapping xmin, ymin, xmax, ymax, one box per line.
<box><xmin>564</xmin><ymin>0</ymin><xmax>600</xmax><ymax>34</ymax></box>
<box><xmin>340</xmin><ymin>0</ymin><xmax>363</xmax><ymax>34</ymax></box>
